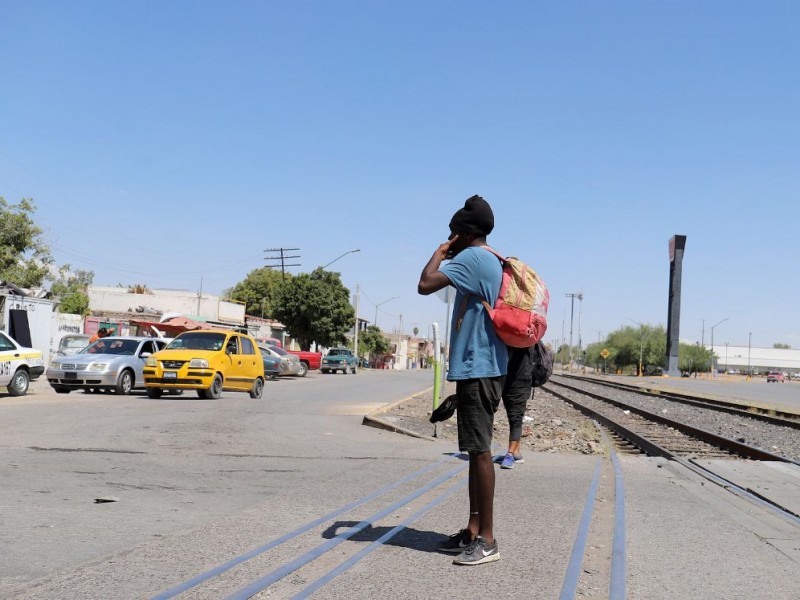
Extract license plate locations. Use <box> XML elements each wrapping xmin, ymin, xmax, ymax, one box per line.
<box><xmin>65</xmin><ymin>372</ymin><xmax>77</xmax><ymax>380</ymax></box>
<box><xmin>163</xmin><ymin>372</ymin><xmax>177</xmax><ymax>380</ymax></box>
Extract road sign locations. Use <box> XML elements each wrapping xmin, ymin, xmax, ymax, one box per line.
<box><xmin>600</xmin><ymin>348</ymin><xmax>610</xmax><ymax>359</ymax></box>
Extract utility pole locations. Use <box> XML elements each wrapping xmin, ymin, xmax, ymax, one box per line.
<box><xmin>264</xmin><ymin>248</ymin><xmax>301</xmax><ymax>280</ymax></box>
<box><xmin>565</xmin><ymin>292</ymin><xmax>582</xmax><ymax>371</ymax></box>
<box><xmin>353</xmin><ymin>284</ymin><xmax>360</xmax><ymax>368</ymax></box>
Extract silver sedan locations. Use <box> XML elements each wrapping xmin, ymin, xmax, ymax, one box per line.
<box><xmin>46</xmin><ymin>336</ymin><xmax>170</xmax><ymax>395</ymax></box>
<box><xmin>259</xmin><ymin>344</ymin><xmax>303</xmax><ymax>376</ymax></box>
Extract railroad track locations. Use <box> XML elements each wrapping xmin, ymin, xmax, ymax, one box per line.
<box><xmin>558</xmin><ymin>373</ymin><xmax>800</xmax><ymax>427</ymax></box>
<box><xmin>544</xmin><ymin>378</ymin><xmax>799</xmax><ymax>465</ymax></box>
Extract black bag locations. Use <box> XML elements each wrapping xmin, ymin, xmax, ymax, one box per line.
<box><xmin>430</xmin><ymin>394</ymin><xmax>458</xmax><ymax>423</ymax></box>
<box><xmin>531</xmin><ymin>341</ymin><xmax>554</xmax><ymax>387</ymax></box>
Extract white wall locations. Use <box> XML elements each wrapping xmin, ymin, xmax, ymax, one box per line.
<box><xmin>88</xmin><ymin>286</ymin><xmax>245</xmax><ymax>324</ymax></box>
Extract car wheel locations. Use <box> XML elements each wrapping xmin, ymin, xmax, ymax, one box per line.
<box><xmin>207</xmin><ymin>374</ymin><xmax>223</xmax><ymax>399</ymax></box>
<box><xmin>297</xmin><ymin>362</ymin><xmax>308</xmax><ymax>377</ymax></box>
<box><xmin>146</xmin><ymin>388</ymin><xmax>163</xmax><ymax>399</ymax></box>
<box><xmin>321</xmin><ymin>369</ymin><xmax>328</xmax><ymax>374</ymax></box>
<box><xmin>351</xmin><ymin>365</ymin><xmax>358</xmax><ymax>375</ymax></box>
<box><xmin>7</xmin><ymin>369</ymin><xmax>30</xmax><ymax>396</ymax></box>
<box><xmin>197</xmin><ymin>389</ymin><xmax>208</xmax><ymax>399</ymax></box>
<box><xmin>114</xmin><ymin>370</ymin><xmax>134</xmax><ymax>395</ymax></box>
<box><xmin>249</xmin><ymin>377</ymin><xmax>264</xmax><ymax>399</ymax></box>
<box><xmin>53</xmin><ymin>385</ymin><xmax>71</xmax><ymax>394</ymax></box>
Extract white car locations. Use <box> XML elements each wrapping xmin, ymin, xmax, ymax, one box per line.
<box><xmin>47</xmin><ymin>336</ymin><xmax>170</xmax><ymax>395</ymax></box>
<box><xmin>0</xmin><ymin>331</ymin><xmax>45</xmax><ymax>396</ymax></box>
<box><xmin>54</xmin><ymin>333</ymin><xmax>91</xmax><ymax>358</ymax></box>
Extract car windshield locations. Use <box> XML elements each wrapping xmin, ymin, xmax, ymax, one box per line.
<box><xmin>329</xmin><ymin>349</ymin><xmax>348</xmax><ymax>356</ymax></box>
<box><xmin>167</xmin><ymin>332</ymin><xmax>227</xmax><ymax>351</ymax></box>
<box><xmin>268</xmin><ymin>345</ymin><xmax>289</xmax><ymax>357</ymax></box>
<box><xmin>81</xmin><ymin>339</ymin><xmax>139</xmax><ymax>356</ymax></box>
<box><xmin>61</xmin><ymin>337</ymin><xmax>89</xmax><ymax>350</ymax></box>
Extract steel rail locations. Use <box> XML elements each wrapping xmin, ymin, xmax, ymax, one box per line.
<box><xmin>546</xmin><ymin>380</ymin><xmax>800</xmax><ymax>465</ymax></box>
<box><xmin>546</xmin><ymin>385</ymin><xmax>800</xmax><ymax>526</ymax></box>
<box><xmin>557</xmin><ymin>374</ymin><xmax>800</xmax><ymax>427</ymax></box>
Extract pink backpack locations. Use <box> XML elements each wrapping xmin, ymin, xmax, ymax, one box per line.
<box><xmin>458</xmin><ymin>247</ymin><xmax>549</xmax><ymax>348</ymax></box>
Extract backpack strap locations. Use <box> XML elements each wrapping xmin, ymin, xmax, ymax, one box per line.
<box><xmin>454</xmin><ymin>245</ymin><xmax>503</xmax><ymax>331</ymax></box>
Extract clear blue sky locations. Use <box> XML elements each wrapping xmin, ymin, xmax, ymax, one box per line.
<box><xmin>2</xmin><ymin>1</ymin><xmax>797</xmax><ymax>350</ymax></box>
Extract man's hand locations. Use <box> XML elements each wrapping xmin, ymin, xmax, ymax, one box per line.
<box><xmin>418</xmin><ymin>236</ymin><xmax>457</xmax><ymax>296</ymax></box>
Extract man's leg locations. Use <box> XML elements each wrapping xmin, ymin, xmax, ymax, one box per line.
<box><xmin>471</xmin><ymin>450</ymin><xmax>495</xmax><ymax>542</ymax></box>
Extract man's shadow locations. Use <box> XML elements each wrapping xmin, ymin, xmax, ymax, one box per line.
<box><xmin>322</xmin><ymin>521</ymin><xmax>450</xmax><ymax>554</ymax></box>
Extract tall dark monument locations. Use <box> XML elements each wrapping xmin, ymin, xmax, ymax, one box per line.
<box><xmin>665</xmin><ymin>235</ymin><xmax>687</xmax><ymax>376</ymax></box>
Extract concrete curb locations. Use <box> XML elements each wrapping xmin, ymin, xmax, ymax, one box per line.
<box><xmin>361</xmin><ymin>386</ymin><xmax>438</xmax><ymax>442</ymax></box>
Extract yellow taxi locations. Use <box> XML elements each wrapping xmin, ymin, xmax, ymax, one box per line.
<box><xmin>0</xmin><ymin>331</ymin><xmax>44</xmax><ymax>397</ymax></box>
<box><xmin>144</xmin><ymin>330</ymin><xmax>265</xmax><ymax>399</ymax></box>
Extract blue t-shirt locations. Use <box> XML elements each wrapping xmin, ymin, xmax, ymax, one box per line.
<box><xmin>439</xmin><ymin>246</ymin><xmax>508</xmax><ymax>381</ymax></box>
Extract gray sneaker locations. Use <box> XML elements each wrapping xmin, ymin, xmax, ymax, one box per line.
<box><xmin>438</xmin><ymin>528</ymin><xmax>473</xmax><ymax>553</ymax></box>
<box><xmin>452</xmin><ymin>537</ymin><xmax>500</xmax><ymax>565</ymax></box>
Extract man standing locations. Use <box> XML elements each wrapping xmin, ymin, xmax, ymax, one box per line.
<box><xmin>418</xmin><ymin>195</ymin><xmax>508</xmax><ymax>565</ymax></box>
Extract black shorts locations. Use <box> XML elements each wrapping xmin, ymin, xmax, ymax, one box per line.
<box><xmin>456</xmin><ymin>376</ymin><xmax>505</xmax><ymax>453</ymax></box>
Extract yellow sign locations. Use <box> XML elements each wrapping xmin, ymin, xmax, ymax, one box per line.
<box><xmin>600</xmin><ymin>348</ymin><xmax>610</xmax><ymax>359</ymax></box>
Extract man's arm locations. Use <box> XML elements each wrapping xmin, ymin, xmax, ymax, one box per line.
<box><xmin>418</xmin><ymin>239</ymin><xmax>455</xmax><ymax>296</ymax></box>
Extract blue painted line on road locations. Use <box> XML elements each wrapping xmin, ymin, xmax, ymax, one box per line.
<box><xmin>225</xmin><ymin>462</ymin><xmax>468</xmax><ymax>600</ymax></box>
<box><xmin>150</xmin><ymin>453</ymin><xmax>459</xmax><ymax>600</ymax></box>
<box><xmin>559</xmin><ymin>457</ymin><xmax>603</xmax><ymax>600</ymax></box>
<box><xmin>608</xmin><ymin>442</ymin><xmax>627</xmax><ymax>599</ymax></box>
<box><xmin>292</xmin><ymin>478</ymin><xmax>469</xmax><ymax>599</ymax></box>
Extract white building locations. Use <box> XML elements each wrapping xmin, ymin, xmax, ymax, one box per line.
<box><xmin>710</xmin><ymin>344</ymin><xmax>800</xmax><ymax>374</ymax></box>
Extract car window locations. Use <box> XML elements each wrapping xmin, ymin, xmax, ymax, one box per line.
<box><xmin>140</xmin><ymin>341</ymin><xmax>155</xmax><ymax>355</ymax></box>
<box><xmin>61</xmin><ymin>336</ymin><xmax>89</xmax><ymax>350</ymax></box>
<box><xmin>241</xmin><ymin>337</ymin><xmax>255</xmax><ymax>355</ymax></box>
<box><xmin>103</xmin><ymin>340</ymin><xmax>139</xmax><ymax>355</ymax></box>
<box><xmin>329</xmin><ymin>349</ymin><xmax>347</xmax><ymax>356</ymax></box>
<box><xmin>168</xmin><ymin>332</ymin><xmax>226</xmax><ymax>351</ymax></box>
<box><xmin>155</xmin><ymin>340</ymin><xmax>168</xmax><ymax>350</ymax></box>
<box><xmin>0</xmin><ymin>333</ymin><xmax>16</xmax><ymax>351</ymax></box>
<box><xmin>226</xmin><ymin>337</ymin><xmax>239</xmax><ymax>354</ymax></box>
<box><xmin>269</xmin><ymin>345</ymin><xmax>289</xmax><ymax>357</ymax></box>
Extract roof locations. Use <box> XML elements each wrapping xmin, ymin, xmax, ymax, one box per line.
<box><xmin>130</xmin><ymin>316</ymin><xmax>229</xmax><ymax>337</ymax></box>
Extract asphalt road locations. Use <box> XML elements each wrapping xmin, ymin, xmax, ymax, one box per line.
<box><xmin>0</xmin><ymin>369</ymin><xmax>438</xmax><ymax>596</ymax></box>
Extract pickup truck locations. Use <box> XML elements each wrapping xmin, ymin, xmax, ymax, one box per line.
<box><xmin>320</xmin><ymin>348</ymin><xmax>358</xmax><ymax>374</ymax></box>
<box><xmin>285</xmin><ymin>349</ymin><xmax>321</xmax><ymax>377</ymax></box>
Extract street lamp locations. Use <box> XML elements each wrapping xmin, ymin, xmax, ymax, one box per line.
<box><xmin>625</xmin><ymin>318</ymin><xmax>645</xmax><ymax>377</ymax></box>
<box><xmin>322</xmin><ymin>248</ymin><xmax>361</xmax><ymax>269</ymax></box>
<box><xmin>709</xmin><ymin>317</ymin><xmax>729</xmax><ymax>378</ymax></box>
<box><xmin>373</xmin><ymin>296</ymin><xmax>399</xmax><ymax>329</ymax></box>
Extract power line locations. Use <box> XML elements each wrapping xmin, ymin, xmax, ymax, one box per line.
<box><xmin>264</xmin><ymin>248</ymin><xmax>301</xmax><ymax>280</ymax></box>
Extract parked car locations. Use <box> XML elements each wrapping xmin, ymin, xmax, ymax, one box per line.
<box><xmin>54</xmin><ymin>334</ymin><xmax>91</xmax><ymax>359</ymax></box>
<box><xmin>144</xmin><ymin>330</ymin><xmax>265</xmax><ymax>399</ymax></box>
<box><xmin>321</xmin><ymin>348</ymin><xmax>359</xmax><ymax>374</ymax></box>
<box><xmin>47</xmin><ymin>336</ymin><xmax>169</xmax><ymax>395</ymax></box>
<box><xmin>258</xmin><ymin>346</ymin><xmax>282</xmax><ymax>380</ymax></box>
<box><xmin>284</xmin><ymin>349</ymin><xmax>320</xmax><ymax>377</ymax></box>
<box><xmin>766</xmin><ymin>371</ymin><xmax>785</xmax><ymax>383</ymax></box>
<box><xmin>261</xmin><ymin>344</ymin><xmax>303</xmax><ymax>376</ymax></box>
<box><xmin>0</xmin><ymin>331</ymin><xmax>44</xmax><ymax>397</ymax></box>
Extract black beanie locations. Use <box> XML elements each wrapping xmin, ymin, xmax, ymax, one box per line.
<box><xmin>449</xmin><ymin>195</ymin><xmax>494</xmax><ymax>236</ymax></box>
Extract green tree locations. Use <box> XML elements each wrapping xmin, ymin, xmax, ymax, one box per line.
<box><xmin>0</xmin><ymin>198</ymin><xmax>54</xmax><ymax>288</ymax></box>
<box><xmin>273</xmin><ymin>268</ymin><xmax>354</xmax><ymax>350</ymax></box>
<box><xmin>678</xmin><ymin>342</ymin><xmax>712</xmax><ymax>374</ymax></box>
<box><xmin>773</xmin><ymin>343</ymin><xmax>791</xmax><ymax>349</ymax></box>
<box><xmin>51</xmin><ymin>269</ymin><xmax>94</xmax><ymax>315</ymax></box>
<box><xmin>596</xmin><ymin>324</ymin><xmax>667</xmax><ymax>374</ymax></box>
<box><xmin>226</xmin><ymin>267</ymin><xmax>288</xmax><ymax>318</ymax></box>
<box><xmin>357</xmin><ymin>325</ymin><xmax>390</xmax><ymax>359</ymax></box>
